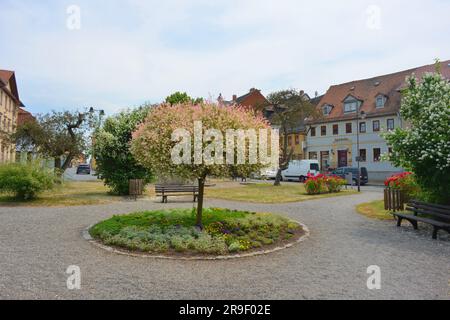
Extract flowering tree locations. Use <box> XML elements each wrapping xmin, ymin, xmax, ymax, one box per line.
<box><xmin>131</xmin><ymin>102</ymin><xmax>276</xmax><ymax>226</ymax></box>
<box><xmin>383</xmin><ymin>66</ymin><xmax>450</xmax><ymax>204</ymax></box>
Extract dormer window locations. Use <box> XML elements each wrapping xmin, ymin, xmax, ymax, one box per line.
<box><xmin>322</xmin><ymin>104</ymin><xmax>333</xmax><ymax>116</ymax></box>
<box><xmin>343</xmin><ymin>96</ymin><xmax>361</xmax><ymax>113</ymax></box>
<box><xmin>376</xmin><ymin>95</ymin><xmax>386</xmax><ymax>108</ymax></box>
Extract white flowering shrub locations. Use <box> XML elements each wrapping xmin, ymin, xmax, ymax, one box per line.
<box><xmin>383</xmin><ymin>68</ymin><xmax>450</xmax><ymax>204</ymax></box>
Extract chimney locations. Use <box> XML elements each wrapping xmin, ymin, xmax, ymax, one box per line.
<box><xmin>232</xmin><ymin>94</ymin><xmax>237</xmax><ymax>101</ymax></box>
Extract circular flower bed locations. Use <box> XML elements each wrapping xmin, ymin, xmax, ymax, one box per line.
<box><xmin>89</xmin><ymin>208</ymin><xmax>304</xmax><ymax>256</ymax></box>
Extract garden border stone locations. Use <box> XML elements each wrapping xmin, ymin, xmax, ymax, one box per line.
<box><xmin>82</xmin><ymin>220</ymin><xmax>310</xmax><ymax>261</ymax></box>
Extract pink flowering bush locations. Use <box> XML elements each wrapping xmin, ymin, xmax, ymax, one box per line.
<box><xmin>131</xmin><ymin>102</ymin><xmax>272</xmax><ymax>226</ymax></box>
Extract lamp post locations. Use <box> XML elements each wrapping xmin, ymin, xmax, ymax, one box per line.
<box><xmin>356</xmin><ymin>108</ymin><xmax>366</xmax><ymax>192</ymax></box>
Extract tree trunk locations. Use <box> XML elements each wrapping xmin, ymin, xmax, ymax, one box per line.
<box><xmin>196</xmin><ymin>177</ymin><xmax>205</xmax><ymax>228</ymax></box>
<box><xmin>54</xmin><ymin>157</ymin><xmax>61</xmax><ymax>173</ymax></box>
<box><xmin>274</xmin><ymin>169</ymin><xmax>283</xmax><ymax>186</ymax></box>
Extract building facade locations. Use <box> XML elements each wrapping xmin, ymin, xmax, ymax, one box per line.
<box><xmin>220</xmin><ymin>89</ymin><xmax>307</xmax><ymax>160</ymax></box>
<box><xmin>305</xmin><ymin>60</ymin><xmax>450</xmax><ymax>181</ymax></box>
<box><xmin>0</xmin><ymin>70</ymin><xmax>25</xmax><ymax>163</ymax></box>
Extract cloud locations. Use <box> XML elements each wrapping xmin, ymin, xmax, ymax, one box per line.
<box><xmin>0</xmin><ymin>0</ymin><xmax>449</xmax><ymax>115</ymax></box>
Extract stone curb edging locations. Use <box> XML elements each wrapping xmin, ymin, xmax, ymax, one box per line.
<box><xmin>82</xmin><ymin>220</ymin><xmax>310</xmax><ymax>261</ymax></box>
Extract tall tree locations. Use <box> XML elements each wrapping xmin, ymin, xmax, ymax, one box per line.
<box><xmin>266</xmin><ymin>89</ymin><xmax>321</xmax><ymax>186</ymax></box>
<box><xmin>93</xmin><ymin>105</ymin><xmax>153</xmax><ymax>195</ymax></box>
<box><xmin>13</xmin><ymin>110</ymin><xmax>90</xmax><ymax>174</ymax></box>
<box><xmin>165</xmin><ymin>91</ymin><xmax>204</xmax><ymax>105</ymax></box>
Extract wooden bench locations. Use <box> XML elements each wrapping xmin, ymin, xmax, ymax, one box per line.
<box><xmin>155</xmin><ymin>185</ymin><xmax>199</xmax><ymax>203</ymax></box>
<box><xmin>393</xmin><ymin>200</ymin><xmax>450</xmax><ymax>239</ymax></box>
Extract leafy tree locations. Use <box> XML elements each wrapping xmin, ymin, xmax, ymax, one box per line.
<box><xmin>13</xmin><ymin>110</ymin><xmax>90</xmax><ymax>174</ymax></box>
<box><xmin>266</xmin><ymin>89</ymin><xmax>321</xmax><ymax>185</ymax></box>
<box><xmin>93</xmin><ymin>106</ymin><xmax>153</xmax><ymax>195</ymax></box>
<box><xmin>131</xmin><ymin>102</ymin><xmax>272</xmax><ymax>227</ymax></box>
<box><xmin>165</xmin><ymin>91</ymin><xmax>204</xmax><ymax>105</ymax></box>
<box><xmin>383</xmin><ymin>65</ymin><xmax>450</xmax><ymax>204</ymax></box>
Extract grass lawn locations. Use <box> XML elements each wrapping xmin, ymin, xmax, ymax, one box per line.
<box><xmin>356</xmin><ymin>200</ymin><xmax>394</xmax><ymax>220</ymax></box>
<box><xmin>206</xmin><ymin>183</ymin><xmax>357</xmax><ymax>203</ymax></box>
<box><xmin>0</xmin><ymin>181</ymin><xmax>124</xmax><ymax>207</ymax></box>
<box><xmin>90</xmin><ymin>208</ymin><xmax>303</xmax><ymax>256</ymax></box>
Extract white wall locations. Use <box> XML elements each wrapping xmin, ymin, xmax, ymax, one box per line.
<box><xmin>306</xmin><ymin>114</ymin><xmax>404</xmax><ymax>181</ymax></box>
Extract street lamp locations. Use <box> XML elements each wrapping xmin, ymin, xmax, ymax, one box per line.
<box><xmin>356</xmin><ymin>108</ymin><xmax>366</xmax><ymax>192</ymax></box>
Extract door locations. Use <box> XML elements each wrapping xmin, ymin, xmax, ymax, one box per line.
<box><xmin>338</xmin><ymin>150</ymin><xmax>348</xmax><ymax>168</ymax></box>
<box><xmin>320</xmin><ymin>151</ymin><xmax>330</xmax><ymax>171</ymax></box>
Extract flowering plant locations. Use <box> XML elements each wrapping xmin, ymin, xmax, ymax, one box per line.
<box><xmin>382</xmin><ymin>64</ymin><xmax>450</xmax><ymax>204</ymax></box>
<box><xmin>384</xmin><ymin>172</ymin><xmax>420</xmax><ymax>200</ymax></box>
<box><xmin>305</xmin><ymin>173</ymin><xmax>345</xmax><ymax>195</ymax></box>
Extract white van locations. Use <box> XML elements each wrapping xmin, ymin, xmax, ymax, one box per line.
<box><xmin>281</xmin><ymin>160</ymin><xmax>320</xmax><ymax>182</ymax></box>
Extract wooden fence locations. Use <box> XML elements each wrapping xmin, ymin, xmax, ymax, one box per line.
<box><xmin>384</xmin><ymin>188</ymin><xmax>405</xmax><ymax>212</ymax></box>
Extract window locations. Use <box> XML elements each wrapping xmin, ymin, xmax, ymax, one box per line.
<box><xmin>373</xmin><ymin>148</ymin><xmax>381</xmax><ymax>162</ymax></box>
<box><xmin>359</xmin><ymin>149</ymin><xmax>367</xmax><ymax>162</ymax></box>
<box><xmin>333</xmin><ymin>124</ymin><xmax>339</xmax><ymax>135</ymax></box>
<box><xmin>387</xmin><ymin>119</ymin><xmax>395</xmax><ymax>131</ymax></box>
<box><xmin>288</xmin><ymin>136</ymin><xmax>292</xmax><ymax>146</ymax></box>
<box><xmin>295</xmin><ymin>135</ymin><xmax>300</xmax><ymax>145</ymax></box>
<box><xmin>309</xmin><ymin>152</ymin><xmax>318</xmax><ymax>160</ymax></box>
<box><xmin>373</xmin><ymin>120</ymin><xmax>380</xmax><ymax>132</ymax></box>
<box><xmin>343</xmin><ymin>97</ymin><xmax>360</xmax><ymax>113</ymax></box>
<box><xmin>359</xmin><ymin>122</ymin><xmax>366</xmax><ymax>133</ymax></box>
<box><xmin>388</xmin><ymin>147</ymin><xmax>393</xmax><ymax>155</ymax></box>
<box><xmin>376</xmin><ymin>95</ymin><xmax>386</xmax><ymax>108</ymax></box>
<box><xmin>310</xmin><ymin>127</ymin><xmax>316</xmax><ymax>137</ymax></box>
<box><xmin>346</xmin><ymin>123</ymin><xmax>352</xmax><ymax>134</ymax></box>
<box><xmin>323</xmin><ymin>104</ymin><xmax>333</xmax><ymax>116</ymax></box>
<box><xmin>321</xmin><ymin>126</ymin><xmax>327</xmax><ymax>136</ymax></box>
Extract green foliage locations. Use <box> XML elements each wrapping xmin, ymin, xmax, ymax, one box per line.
<box><xmin>13</xmin><ymin>110</ymin><xmax>90</xmax><ymax>173</ymax></box>
<box><xmin>90</xmin><ymin>208</ymin><xmax>302</xmax><ymax>255</ymax></box>
<box><xmin>383</xmin><ymin>64</ymin><xmax>450</xmax><ymax>204</ymax></box>
<box><xmin>165</xmin><ymin>91</ymin><xmax>203</xmax><ymax>105</ymax></box>
<box><xmin>93</xmin><ymin>106</ymin><xmax>153</xmax><ymax>195</ymax></box>
<box><xmin>0</xmin><ymin>162</ymin><xmax>54</xmax><ymax>200</ymax></box>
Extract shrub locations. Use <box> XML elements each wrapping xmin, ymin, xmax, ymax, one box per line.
<box><xmin>325</xmin><ymin>175</ymin><xmax>346</xmax><ymax>193</ymax></box>
<box><xmin>305</xmin><ymin>174</ymin><xmax>346</xmax><ymax>195</ymax></box>
<box><xmin>304</xmin><ymin>174</ymin><xmax>326</xmax><ymax>195</ymax></box>
<box><xmin>384</xmin><ymin>172</ymin><xmax>420</xmax><ymax>201</ymax></box>
<box><xmin>0</xmin><ymin>162</ymin><xmax>54</xmax><ymax>200</ymax></box>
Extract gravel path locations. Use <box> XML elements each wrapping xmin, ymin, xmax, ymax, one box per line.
<box><xmin>0</xmin><ymin>191</ymin><xmax>448</xmax><ymax>300</ymax></box>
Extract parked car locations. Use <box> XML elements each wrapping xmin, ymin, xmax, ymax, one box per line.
<box><xmin>261</xmin><ymin>167</ymin><xmax>279</xmax><ymax>180</ymax></box>
<box><xmin>282</xmin><ymin>160</ymin><xmax>320</xmax><ymax>182</ymax></box>
<box><xmin>332</xmin><ymin>167</ymin><xmax>368</xmax><ymax>185</ymax></box>
<box><xmin>76</xmin><ymin>164</ymin><xmax>91</xmax><ymax>175</ymax></box>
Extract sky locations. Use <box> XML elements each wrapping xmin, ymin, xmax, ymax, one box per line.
<box><xmin>1</xmin><ymin>0</ymin><xmax>449</xmax><ymax>115</ymax></box>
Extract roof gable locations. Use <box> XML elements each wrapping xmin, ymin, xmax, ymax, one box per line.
<box><xmin>310</xmin><ymin>59</ymin><xmax>450</xmax><ymax>123</ymax></box>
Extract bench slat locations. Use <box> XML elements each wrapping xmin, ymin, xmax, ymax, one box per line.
<box><xmin>409</xmin><ymin>200</ymin><xmax>450</xmax><ymax>212</ymax></box>
<box><xmin>407</xmin><ymin>203</ymin><xmax>450</xmax><ymax>215</ymax></box>
<box><xmin>393</xmin><ymin>213</ymin><xmax>450</xmax><ymax>228</ymax></box>
<box><xmin>406</xmin><ymin>206</ymin><xmax>450</xmax><ymax>222</ymax></box>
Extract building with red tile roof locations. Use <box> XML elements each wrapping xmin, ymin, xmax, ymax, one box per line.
<box><xmin>305</xmin><ymin>60</ymin><xmax>450</xmax><ymax>181</ymax></box>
